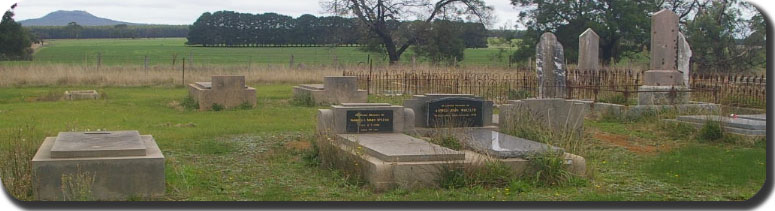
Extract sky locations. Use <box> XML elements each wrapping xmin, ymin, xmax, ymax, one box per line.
<box><xmin>5</xmin><ymin>0</ymin><xmax>527</xmax><ymax>29</ymax></box>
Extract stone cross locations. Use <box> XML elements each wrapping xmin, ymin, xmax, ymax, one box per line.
<box><xmin>535</xmin><ymin>32</ymin><xmax>566</xmax><ymax>98</ymax></box>
<box><xmin>578</xmin><ymin>28</ymin><xmax>599</xmax><ymax>71</ymax></box>
<box><xmin>678</xmin><ymin>32</ymin><xmax>692</xmax><ymax>87</ymax></box>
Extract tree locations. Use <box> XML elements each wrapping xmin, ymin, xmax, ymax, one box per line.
<box><xmin>511</xmin><ymin>0</ymin><xmax>660</xmax><ymax>64</ymax></box>
<box><xmin>323</xmin><ymin>0</ymin><xmax>492</xmax><ymax>64</ymax></box>
<box><xmin>0</xmin><ymin>5</ymin><xmax>33</xmax><ymax>60</ymax></box>
<box><xmin>685</xmin><ymin>0</ymin><xmax>764</xmax><ymax>73</ymax></box>
<box><xmin>413</xmin><ymin>20</ymin><xmax>466</xmax><ymax>65</ymax></box>
<box><xmin>64</xmin><ymin>22</ymin><xmax>83</xmax><ymax>39</ymax></box>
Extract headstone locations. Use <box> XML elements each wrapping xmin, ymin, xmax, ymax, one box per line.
<box><xmin>32</xmin><ymin>131</ymin><xmax>165</xmax><ymax>200</ymax></box>
<box><xmin>639</xmin><ymin>9</ymin><xmax>690</xmax><ymax>105</ymax></box>
<box><xmin>345</xmin><ymin>110</ymin><xmax>394</xmax><ymax>133</ymax></box>
<box><xmin>578</xmin><ymin>28</ymin><xmax>599</xmax><ymax>71</ymax></box>
<box><xmin>188</xmin><ymin>75</ymin><xmax>256</xmax><ymax>111</ymax></box>
<box><xmin>403</xmin><ymin>94</ymin><xmax>494</xmax><ymax>129</ymax></box>
<box><xmin>678</xmin><ymin>32</ymin><xmax>692</xmax><ymax>88</ymax></box>
<box><xmin>536</xmin><ymin>32</ymin><xmax>566</xmax><ymax>98</ymax></box>
<box><xmin>317</xmin><ymin>103</ymin><xmax>414</xmax><ymax>135</ymax></box>
<box><xmin>293</xmin><ymin>76</ymin><xmax>367</xmax><ymax>105</ymax></box>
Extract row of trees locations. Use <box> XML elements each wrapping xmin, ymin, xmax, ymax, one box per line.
<box><xmin>185</xmin><ymin>10</ymin><xmax>488</xmax><ymax>64</ymax></box>
<box><xmin>510</xmin><ymin>0</ymin><xmax>766</xmax><ymax>73</ymax></box>
<box><xmin>0</xmin><ymin>4</ymin><xmax>35</xmax><ymax>60</ymax></box>
<box><xmin>26</xmin><ymin>23</ymin><xmax>189</xmax><ymax>39</ymax></box>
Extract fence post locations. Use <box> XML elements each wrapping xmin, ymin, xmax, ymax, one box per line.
<box><xmin>144</xmin><ymin>55</ymin><xmax>149</xmax><ymax>74</ymax></box>
<box><xmin>97</xmin><ymin>52</ymin><xmax>102</xmax><ymax>70</ymax></box>
<box><xmin>182</xmin><ymin>58</ymin><xmax>186</xmax><ymax>87</ymax></box>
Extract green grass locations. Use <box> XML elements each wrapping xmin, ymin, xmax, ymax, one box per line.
<box><xmin>0</xmin><ymin>84</ymin><xmax>766</xmax><ymax>201</ymax></box>
<box><xmin>4</xmin><ymin>38</ymin><xmax>515</xmax><ymax>67</ymax></box>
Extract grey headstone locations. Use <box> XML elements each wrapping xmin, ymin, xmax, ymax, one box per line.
<box><xmin>578</xmin><ymin>28</ymin><xmax>599</xmax><ymax>71</ymax></box>
<box><xmin>650</xmin><ymin>9</ymin><xmax>679</xmax><ymax>71</ymax></box>
<box><xmin>678</xmin><ymin>32</ymin><xmax>692</xmax><ymax>87</ymax></box>
<box><xmin>536</xmin><ymin>32</ymin><xmax>566</xmax><ymax>98</ymax></box>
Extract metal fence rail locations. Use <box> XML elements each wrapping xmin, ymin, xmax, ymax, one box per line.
<box><xmin>343</xmin><ymin>68</ymin><xmax>766</xmax><ymax>108</ymax></box>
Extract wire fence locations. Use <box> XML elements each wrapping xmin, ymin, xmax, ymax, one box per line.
<box><xmin>343</xmin><ymin>68</ymin><xmax>767</xmax><ymax>109</ymax></box>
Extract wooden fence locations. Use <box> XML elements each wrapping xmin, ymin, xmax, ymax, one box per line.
<box><xmin>343</xmin><ymin>68</ymin><xmax>766</xmax><ymax>108</ymax></box>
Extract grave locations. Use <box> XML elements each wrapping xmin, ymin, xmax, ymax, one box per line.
<box><xmin>31</xmin><ymin>131</ymin><xmax>165</xmax><ymax>201</ymax></box>
<box><xmin>293</xmin><ymin>76</ymin><xmax>367</xmax><ymax>105</ymax></box>
<box><xmin>499</xmin><ymin>98</ymin><xmax>587</xmax><ymax>136</ymax></box>
<box><xmin>188</xmin><ymin>75</ymin><xmax>256</xmax><ymax>111</ymax></box>
<box><xmin>64</xmin><ymin>90</ymin><xmax>99</xmax><ymax>100</ymax></box>
<box><xmin>536</xmin><ymin>32</ymin><xmax>566</xmax><ymax>98</ymax></box>
<box><xmin>666</xmin><ymin>115</ymin><xmax>766</xmax><ymax>136</ymax></box>
<box><xmin>578</xmin><ymin>28</ymin><xmax>599</xmax><ymax>71</ymax></box>
<box><xmin>317</xmin><ymin>103</ymin><xmax>465</xmax><ymax>191</ymax></box>
<box><xmin>402</xmin><ymin>94</ymin><xmax>495</xmax><ymax>134</ymax></box>
<box><xmin>639</xmin><ymin>9</ymin><xmax>690</xmax><ymax>105</ymax></box>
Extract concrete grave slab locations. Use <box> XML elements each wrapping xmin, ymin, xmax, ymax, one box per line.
<box><xmin>677</xmin><ymin>115</ymin><xmax>765</xmax><ymax>131</ymax></box>
<box><xmin>337</xmin><ymin>133</ymin><xmax>464</xmax><ymax>162</ymax></box>
<box><xmin>293</xmin><ymin>76</ymin><xmax>367</xmax><ymax>105</ymax></box>
<box><xmin>64</xmin><ymin>90</ymin><xmax>99</xmax><ymax>100</ymax></box>
<box><xmin>188</xmin><ymin>75</ymin><xmax>256</xmax><ymax>111</ymax></box>
<box><xmin>32</xmin><ymin>131</ymin><xmax>165</xmax><ymax>201</ymax></box>
<box><xmin>455</xmin><ymin>129</ymin><xmax>563</xmax><ymax>159</ymax></box>
<box><xmin>738</xmin><ymin>114</ymin><xmax>766</xmax><ymax>121</ymax></box>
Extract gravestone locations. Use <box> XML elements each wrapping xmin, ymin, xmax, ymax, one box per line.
<box><xmin>293</xmin><ymin>76</ymin><xmax>367</xmax><ymax>105</ymax></box>
<box><xmin>678</xmin><ymin>32</ymin><xmax>692</xmax><ymax>88</ymax></box>
<box><xmin>668</xmin><ymin>115</ymin><xmax>765</xmax><ymax>136</ymax></box>
<box><xmin>403</xmin><ymin>94</ymin><xmax>494</xmax><ymax>130</ymax></box>
<box><xmin>639</xmin><ymin>9</ymin><xmax>690</xmax><ymax>105</ymax></box>
<box><xmin>578</xmin><ymin>28</ymin><xmax>599</xmax><ymax>71</ymax></box>
<box><xmin>64</xmin><ymin>90</ymin><xmax>99</xmax><ymax>100</ymax></box>
<box><xmin>188</xmin><ymin>75</ymin><xmax>256</xmax><ymax>111</ymax></box>
<box><xmin>317</xmin><ymin>103</ymin><xmax>465</xmax><ymax>191</ymax></box>
<box><xmin>32</xmin><ymin>131</ymin><xmax>165</xmax><ymax>200</ymax></box>
<box><xmin>536</xmin><ymin>32</ymin><xmax>566</xmax><ymax>98</ymax></box>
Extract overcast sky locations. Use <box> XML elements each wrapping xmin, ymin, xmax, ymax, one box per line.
<box><xmin>5</xmin><ymin>0</ymin><xmax>526</xmax><ymax>29</ymax></box>
<box><xmin>1</xmin><ymin>0</ymin><xmax>771</xmax><ymax>29</ymax></box>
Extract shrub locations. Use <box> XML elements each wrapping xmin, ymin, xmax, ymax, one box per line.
<box><xmin>527</xmin><ymin>151</ymin><xmax>571</xmax><ymax>187</ymax></box>
<box><xmin>180</xmin><ymin>96</ymin><xmax>199</xmax><ymax>110</ymax></box>
<box><xmin>698</xmin><ymin>120</ymin><xmax>724</xmax><ymax>142</ymax></box>
<box><xmin>0</xmin><ymin>124</ymin><xmax>41</xmax><ymax>200</ymax></box>
<box><xmin>210</xmin><ymin>103</ymin><xmax>224</xmax><ymax>111</ymax></box>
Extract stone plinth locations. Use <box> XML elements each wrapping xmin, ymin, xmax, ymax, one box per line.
<box><xmin>293</xmin><ymin>76</ymin><xmax>367</xmax><ymax>105</ymax></box>
<box><xmin>188</xmin><ymin>75</ymin><xmax>256</xmax><ymax>111</ymax></box>
<box><xmin>32</xmin><ymin>131</ymin><xmax>165</xmax><ymax>201</ymax></box>
<box><xmin>638</xmin><ymin>85</ymin><xmax>689</xmax><ymax>105</ymax></box>
<box><xmin>320</xmin><ymin>133</ymin><xmax>464</xmax><ymax>191</ymax></box>
<box><xmin>64</xmin><ymin>90</ymin><xmax>99</xmax><ymax>100</ymax></box>
<box><xmin>317</xmin><ymin>103</ymin><xmax>415</xmax><ymax>135</ymax></box>
<box><xmin>500</xmin><ymin>98</ymin><xmax>587</xmax><ymax>136</ymax></box>
<box><xmin>403</xmin><ymin>94</ymin><xmax>494</xmax><ymax>130</ymax></box>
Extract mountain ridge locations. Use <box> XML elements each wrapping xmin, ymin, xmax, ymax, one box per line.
<box><xmin>19</xmin><ymin>10</ymin><xmax>141</xmax><ymax>26</ymax></box>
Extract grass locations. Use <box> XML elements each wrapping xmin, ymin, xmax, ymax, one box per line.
<box><xmin>0</xmin><ymin>84</ymin><xmax>766</xmax><ymax>201</ymax></box>
<box><xmin>2</xmin><ymin>38</ymin><xmax>517</xmax><ymax>67</ymax></box>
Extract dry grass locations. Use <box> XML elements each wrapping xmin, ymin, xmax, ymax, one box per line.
<box><xmin>0</xmin><ymin>64</ymin><xmax>524</xmax><ymax>87</ymax></box>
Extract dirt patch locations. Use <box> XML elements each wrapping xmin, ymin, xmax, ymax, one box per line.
<box><xmin>592</xmin><ymin>131</ymin><xmax>672</xmax><ymax>154</ymax></box>
<box><xmin>284</xmin><ymin>141</ymin><xmax>311</xmax><ymax>151</ymax></box>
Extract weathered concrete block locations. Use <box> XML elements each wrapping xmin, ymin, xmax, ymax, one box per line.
<box><xmin>293</xmin><ymin>76</ymin><xmax>367</xmax><ymax>105</ymax></box>
<box><xmin>188</xmin><ymin>75</ymin><xmax>256</xmax><ymax>111</ymax></box>
<box><xmin>500</xmin><ymin>98</ymin><xmax>587</xmax><ymax>136</ymax></box>
<box><xmin>32</xmin><ymin>131</ymin><xmax>165</xmax><ymax>201</ymax></box>
<box><xmin>638</xmin><ymin>85</ymin><xmax>689</xmax><ymax>105</ymax></box>
<box><xmin>64</xmin><ymin>90</ymin><xmax>99</xmax><ymax>101</ymax></box>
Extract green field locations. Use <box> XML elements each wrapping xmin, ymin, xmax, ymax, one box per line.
<box><xmin>0</xmin><ymin>85</ymin><xmax>765</xmax><ymax>201</ymax></box>
<box><xmin>12</xmin><ymin>38</ymin><xmax>515</xmax><ymax>67</ymax></box>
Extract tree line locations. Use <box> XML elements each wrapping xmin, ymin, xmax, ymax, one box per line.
<box><xmin>26</xmin><ymin>23</ymin><xmax>189</xmax><ymax>39</ymax></box>
<box><xmin>185</xmin><ymin>11</ymin><xmax>488</xmax><ymax>57</ymax></box>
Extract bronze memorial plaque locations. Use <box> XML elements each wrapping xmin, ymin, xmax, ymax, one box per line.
<box><xmin>346</xmin><ymin>110</ymin><xmax>394</xmax><ymax>133</ymax></box>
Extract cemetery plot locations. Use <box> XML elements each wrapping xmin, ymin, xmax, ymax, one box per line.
<box><xmin>188</xmin><ymin>75</ymin><xmax>256</xmax><ymax>111</ymax></box>
<box><xmin>293</xmin><ymin>76</ymin><xmax>367</xmax><ymax>105</ymax></box>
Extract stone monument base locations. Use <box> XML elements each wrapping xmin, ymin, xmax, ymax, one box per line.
<box><xmin>638</xmin><ymin>85</ymin><xmax>689</xmax><ymax>105</ymax></box>
<box><xmin>293</xmin><ymin>76</ymin><xmax>367</xmax><ymax>105</ymax></box>
<box><xmin>32</xmin><ymin>132</ymin><xmax>165</xmax><ymax>201</ymax></box>
<box><xmin>643</xmin><ymin>70</ymin><xmax>684</xmax><ymax>86</ymax></box>
<box><xmin>64</xmin><ymin>90</ymin><xmax>99</xmax><ymax>100</ymax></box>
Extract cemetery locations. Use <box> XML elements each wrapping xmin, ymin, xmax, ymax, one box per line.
<box><xmin>0</xmin><ymin>4</ymin><xmax>766</xmax><ymax>204</ymax></box>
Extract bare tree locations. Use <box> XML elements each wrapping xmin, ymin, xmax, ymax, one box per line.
<box><xmin>323</xmin><ymin>0</ymin><xmax>492</xmax><ymax>64</ymax></box>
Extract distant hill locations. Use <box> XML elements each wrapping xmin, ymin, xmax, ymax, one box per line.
<box><xmin>19</xmin><ymin>10</ymin><xmax>139</xmax><ymax>26</ymax></box>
